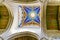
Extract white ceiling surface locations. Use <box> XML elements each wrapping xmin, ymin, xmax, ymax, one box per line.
<box><xmin>0</xmin><ymin>0</ymin><xmax>47</xmax><ymax>40</ymax></box>
<box><xmin>1</xmin><ymin>0</ymin><xmax>60</xmax><ymax>40</ymax></box>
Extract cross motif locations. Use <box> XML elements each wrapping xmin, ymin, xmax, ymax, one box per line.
<box><xmin>24</xmin><ymin>7</ymin><xmax>40</xmax><ymax>23</ymax></box>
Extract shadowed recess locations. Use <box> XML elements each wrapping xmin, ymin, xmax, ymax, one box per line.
<box><xmin>0</xmin><ymin>5</ymin><xmax>9</xmax><ymax>29</ymax></box>
<box><xmin>46</xmin><ymin>6</ymin><xmax>60</xmax><ymax>30</ymax></box>
<box><xmin>13</xmin><ymin>36</ymin><xmax>38</xmax><ymax>40</ymax></box>
<box><xmin>13</xmin><ymin>0</ymin><xmax>37</xmax><ymax>3</ymax></box>
<box><xmin>0</xmin><ymin>4</ymin><xmax>13</xmax><ymax>34</ymax></box>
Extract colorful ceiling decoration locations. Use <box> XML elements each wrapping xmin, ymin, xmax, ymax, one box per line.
<box><xmin>24</xmin><ymin>7</ymin><xmax>40</xmax><ymax>23</ymax></box>
<box><xmin>18</xmin><ymin>6</ymin><xmax>40</xmax><ymax>27</ymax></box>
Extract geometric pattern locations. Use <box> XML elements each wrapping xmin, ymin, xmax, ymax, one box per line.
<box><xmin>24</xmin><ymin>7</ymin><xmax>40</xmax><ymax>23</ymax></box>
<box><xmin>18</xmin><ymin>6</ymin><xmax>41</xmax><ymax>27</ymax></box>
